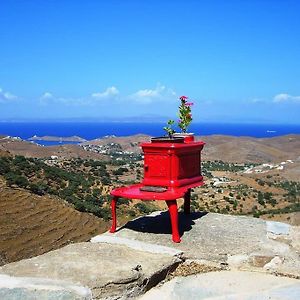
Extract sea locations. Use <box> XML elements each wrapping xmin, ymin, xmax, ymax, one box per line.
<box><xmin>0</xmin><ymin>122</ymin><xmax>300</xmax><ymax>146</ymax></box>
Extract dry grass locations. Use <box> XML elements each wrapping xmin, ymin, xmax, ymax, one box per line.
<box><xmin>167</xmin><ymin>261</ymin><xmax>222</xmax><ymax>280</ymax></box>
<box><xmin>0</xmin><ymin>179</ymin><xmax>108</xmax><ymax>266</ymax></box>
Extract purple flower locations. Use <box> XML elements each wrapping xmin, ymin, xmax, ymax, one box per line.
<box><xmin>179</xmin><ymin>95</ymin><xmax>188</xmax><ymax>101</ymax></box>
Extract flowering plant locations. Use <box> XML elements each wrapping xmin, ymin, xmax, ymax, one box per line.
<box><xmin>161</xmin><ymin>95</ymin><xmax>194</xmax><ymax>139</ymax></box>
<box><xmin>178</xmin><ymin>95</ymin><xmax>193</xmax><ymax>133</ymax></box>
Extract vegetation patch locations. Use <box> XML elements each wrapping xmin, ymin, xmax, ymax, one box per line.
<box><xmin>0</xmin><ymin>155</ymin><xmax>150</xmax><ymax>221</ymax></box>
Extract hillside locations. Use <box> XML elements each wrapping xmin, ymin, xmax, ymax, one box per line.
<box><xmin>0</xmin><ymin>149</ymin><xmax>10</xmax><ymax>157</ymax></box>
<box><xmin>0</xmin><ymin>178</ymin><xmax>108</xmax><ymax>266</ymax></box>
<box><xmin>199</xmin><ymin>134</ymin><xmax>300</xmax><ymax>163</ymax></box>
<box><xmin>1</xmin><ymin>134</ymin><xmax>300</xmax><ymax>164</ymax></box>
<box><xmin>0</xmin><ymin>136</ymin><xmax>108</xmax><ymax>160</ymax></box>
<box><xmin>81</xmin><ymin>134</ymin><xmax>151</xmax><ymax>154</ymax></box>
<box><xmin>0</xmin><ymin>133</ymin><xmax>299</xmax><ymax>266</ymax></box>
<box><xmin>82</xmin><ymin>134</ymin><xmax>300</xmax><ymax>163</ymax></box>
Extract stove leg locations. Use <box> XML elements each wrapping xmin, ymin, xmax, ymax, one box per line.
<box><xmin>184</xmin><ymin>188</ymin><xmax>191</xmax><ymax>214</ymax></box>
<box><xmin>166</xmin><ymin>200</ymin><xmax>181</xmax><ymax>243</ymax></box>
<box><xmin>110</xmin><ymin>196</ymin><xmax>118</xmax><ymax>233</ymax></box>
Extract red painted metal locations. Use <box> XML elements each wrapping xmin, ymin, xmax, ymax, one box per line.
<box><xmin>166</xmin><ymin>200</ymin><xmax>180</xmax><ymax>242</ymax></box>
<box><xmin>141</xmin><ymin>141</ymin><xmax>205</xmax><ymax>187</ymax></box>
<box><xmin>111</xmin><ymin>182</ymin><xmax>202</xmax><ymax>200</ymax></box>
<box><xmin>110</xmin><ymin>196</ymin><xmax>117</xmax><ymax>233</ymax></box>
<box><xmin>109</xmin><ymin>182</ymin><xmax>203</xmax><ymax>242</ymax></box>
<box><xmin>109</xmin><ymin>139</ymin><xmax>205</xmax><ymax>243</ymax></box>
<box><xmin>174</xmin><ymin>134</ymin><xmax>195</xmax><ymax>143</ymax></box>
<box><xmin>183</xmin><ymin>135</ymin><xmax>194</xmax><ymax>143</ymax></box>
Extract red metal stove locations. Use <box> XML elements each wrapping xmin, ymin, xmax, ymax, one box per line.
<box><xmin>110</xmin><ymin>138</ymin><xmax>205</xmax><ymax>243</ymax></box>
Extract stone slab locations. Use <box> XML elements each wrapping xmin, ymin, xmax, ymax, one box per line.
<box><xmin>91</xmin><ymin>235</ymin><xmax>183</xmax><ymax>257</ymax></box>
<box><xmin>139</xmin><ymin>270</ymin><xmax>300</xmax><ymax>300</ymax></box>
<box><xmin>0</xmin><ymin>274</ymin><xmax>92</xmax><ymax>300</ymax></box>
<box><xmin>108</xmin><ymin>212</ymin><xmax>267</xmax><ymax>260</ymax></box>
<box><xmin>0</xmin><ymin>242</ymin><xmax>181</xmax><ymax>299</ymax></box>
<box><xmin>108</xmin><ymin>212</ymin><xmax>300</xmax><ymax>277</ymax></box>
<box><xmin>267</xmin><ymin>220</ymin><xmax>291</xmax><ymax>235</ymax></box>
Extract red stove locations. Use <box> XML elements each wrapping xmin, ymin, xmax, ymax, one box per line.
<box><xmin>141</xmin><ymin>141</ymin><xmax>205</xmax><ymax>188</ymax></box>
<box><xmin>109</xmin><ymin>138</ymin><xmax>205</xmax><ymax>243</ymax></box>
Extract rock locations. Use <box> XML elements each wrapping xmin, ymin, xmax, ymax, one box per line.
<box><xmin>109</xmin><ymin>212</ymin><xmax>300</xmax><ymax>277</ymax></box>
<box><xmin>227</xmin><ymin>254</ymin><xmax>249</xmax><ymax>268</ymax></box>
<box><xmin>267</xmin><ymin>221</ymin><xmax>290</xmax><ymax>235</ymax></box>
<box><xmin>0</xmin><ymin>242</ymin><xmax>181</xmax><ymax>299</ymax></box>
<box><xmin>264</xmin><ymin>256</ymin><xmax>285</xmax><ymax>270</ymax></box>
<box><xmin>91</xmin><ymin>235</ymin><xmax>183</xmax><ymax>257</ymax></box>
<box><xmin>0</xmin><ymin>274</ymin><xmax>92</xmax><ymax>300</ymax></box>
<box><xmin>139</xmin><ymin>271</ymin><xmax>300</xmax><ymax>300</ymax></box>
<box><xmin>290</xmin><ymin>226</ymin><xmax>300</xmax><ymax>252</ymax></box>
<box><xmin>1</xmin><ymin>212</ymin><xmax>299</xmax><ymax>298</ymax></box>
<box><xmin>250</xmin><ymin>255</ymin><xmax>274</xmax><ymax>268</ymax></box>
<box><xmin>109</xmin><ymin>212</ymin><xmax>267</xmax><ymax>261</ymax></box>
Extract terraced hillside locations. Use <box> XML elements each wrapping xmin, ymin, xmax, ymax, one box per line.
<box><xmin>0</xmin><ymin>179</ymin><xmax>108</xmax><ymax>266</ymax></box>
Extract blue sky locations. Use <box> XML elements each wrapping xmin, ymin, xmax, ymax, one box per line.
<box><xmin>0</xmin><ymin>0</ymin><xmax>300</xmax><ymax>123</ymax></box>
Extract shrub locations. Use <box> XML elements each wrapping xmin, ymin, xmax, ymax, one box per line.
<box><xmin>128</xmin><ymin>210</ymin><xmax>136</xmax><ymax>217</ymax></box>
<box><xmin>4</xmin><ymin>173</ymin><xmax>29</xmax><ymax>188</ymax></box>
<box><xmin>29</xmin><ymin>183</ymin><xmax>46</xmax><ymax>195</ymax></box>
<box><xmin>134</xmin><ymin>202</ymin><xmax>156</xmax><ymax>214</ymax></box>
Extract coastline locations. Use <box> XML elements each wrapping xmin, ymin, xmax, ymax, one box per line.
<box><xmin>28</xmin><ymin>135</ymin><xmax>87</xmax><ymax>142</ymax></box>
<box><xmin>0</xmin><ymin>122</ymin><xmax>300</xmax><ymax>144</ymax></box>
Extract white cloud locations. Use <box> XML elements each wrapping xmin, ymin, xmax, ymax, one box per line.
<box><xmin>91</xmin><ymin>86</ymin><xmax>119</xmax><ymax>99</ymax></box>
<box><xmin>39</xmin><ymin>92</ymin><xmax>56</xmax><ymax>105</ymax></box>
<box><xmin>0</xmin><ymin>88</ymin><xmax>18</xmax><ymax>102</ymax></box>
<box><xmin>273</xmin><ymin>93</ymin><xmax>300</xmax><ymax>103</ymax></box>
<box><xmin>129</xmin><ymin>84</ymin><xmax>176</xmax><ymax>104</ymax></box>
<box><xmin>40</xmin><ymin>92</ymin><xmax>54</xmax><ymax>100</ymax></box>
<box><xmin>35</xmin><ymin>84</ymin><xmax>177</xmax><ymax>107</ymax></box>
<box><xmin>39</xmin><ymin>92</ymin><xmax>86</xmax><ymax>106</ymax></box>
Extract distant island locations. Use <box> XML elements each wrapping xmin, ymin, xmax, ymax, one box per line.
<box><xmin>28</xmin><ymin>135</ymin><xmax>87</xmax><ymax>142</ymax></box>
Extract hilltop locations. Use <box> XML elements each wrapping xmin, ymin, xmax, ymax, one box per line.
<box><xmin>0</xmin><ymin>133</ymin><xmax>299</xmax><ymax>266</ymax></box>
<box><xmin>0</xmin><ymin>212</ymin><xmax>300</xmax><ymax>299</ymax></box>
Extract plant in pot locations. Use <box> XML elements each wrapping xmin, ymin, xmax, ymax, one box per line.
<box><xmin>173</xmin><ymin>95</ymin><xmax>194</xmax><ymax>142</ymax></box>
<box><xmin>151</xmin><ymin>119</ymin><xmax>184</xmax><ymax>143</ymax></box>
<box><xmin>150</xmin><ymin>95</ymin><xmax>194</xmax><ymax>143</ymax></box>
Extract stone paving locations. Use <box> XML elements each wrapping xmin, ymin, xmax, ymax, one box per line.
<box><xmin>107</xmin><ymin>212</ymin><xmax>300</xmax><ymax>278</ymax></box>
<box><xmin>139</xmin><ymin>271</ymin><xmax>300</xmax><ymax>300</ymax></box>
<box><xmin>0</xmin><ymin>212</ymin><xmax>300</xmax><ymax>299</ymax></box>
<box><xmin>0</xmin><ymin>241</ymin><xmax>182</xmax><ymax>299</ymax></box>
